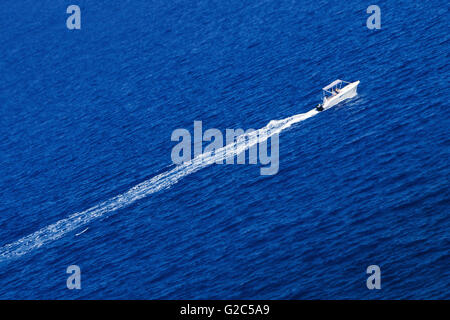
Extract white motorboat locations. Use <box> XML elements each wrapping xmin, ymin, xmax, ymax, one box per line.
<box><xmin>316</xmin><ymin>80</ymin><xmax>360</xmax><ymax>111</ymax></box>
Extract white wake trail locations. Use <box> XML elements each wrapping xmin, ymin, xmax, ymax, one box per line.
<box><xmin>0</xmin><ymin>108</ymin><xmax>318</xmax><ymax>261</ymax></box>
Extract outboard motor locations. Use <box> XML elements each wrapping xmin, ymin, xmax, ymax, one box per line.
<box><xmin>316</xmin><ymin>104</ymin><xmax>324</xmax><ymax>112</ymax></box>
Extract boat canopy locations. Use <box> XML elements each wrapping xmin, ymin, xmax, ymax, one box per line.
<box><xmin>322</xmin><ymin>80</ymin><xmax>343</xmax><ymax>91</ymax></box>
<box><xmin>322</xmin><ymin>79</ymin><xmax>351</xmax><ymax>96</ymax></box>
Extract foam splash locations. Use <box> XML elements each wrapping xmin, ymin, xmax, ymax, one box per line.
<box><xmin>0</xmin><ymin>108</ymin><xmax>318</xmax><ymax>261</ymax></box>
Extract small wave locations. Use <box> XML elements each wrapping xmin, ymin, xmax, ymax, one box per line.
<box><xmin>75</xmin><ymin>228</ymin><xmax>89</xmax><ymax>236</ymax></box>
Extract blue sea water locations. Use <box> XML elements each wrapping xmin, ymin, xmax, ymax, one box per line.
<box><xmin>0</xmin><ymin>0</ymin><xmax>448</xmax><ymax>299</ymax></box>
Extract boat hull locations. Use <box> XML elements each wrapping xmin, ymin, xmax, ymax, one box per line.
<box><xmin>322</xmin><ymin>81</ymin><xmax>359</xmax><ymax>110</ymax></box>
